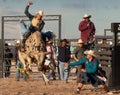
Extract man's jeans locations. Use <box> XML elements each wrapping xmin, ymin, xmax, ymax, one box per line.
<box><xmin>76</xmin><ymin>65</ymin><xmax>82</xmax><ymax>83</ymax></box>
<box><xmin>20</xmin><ymin>22</ymin><xmax>30</xmax><ymax>39</ymax></box>
<box><xmin>87</xmin><ymin>73</ymin><xmax>105</xmax><ymax>87</ymax></box>
<box><xmin>59</xmin><ymin>61</ymin><xmax>69</xmax><ymax>81</ymax></box>
<box><xmin>16</xmin><ymin>60</ymin><xmax>26</xmax><ymax>80</ymax></box>
<box><xmin>81</xmin><ymin>72</ymin><xmax>89</xmax><ymax>83</ymax></box>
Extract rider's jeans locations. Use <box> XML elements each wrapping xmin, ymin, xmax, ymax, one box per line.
<box><xmin>20</xmin><ymin>22</ymin><xmax>30</xmax><ymax>39</ymax></box>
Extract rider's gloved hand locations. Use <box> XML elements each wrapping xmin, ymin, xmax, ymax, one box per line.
<box><xmin>28</xmin><ymin>1</ymin><xmax>33</xmax><ymax>6</ymax></box>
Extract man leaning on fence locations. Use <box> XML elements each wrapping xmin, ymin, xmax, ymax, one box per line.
<box><xmin>73</xmin><ymin>39</ymin><xmax>85</xmax><ymax>83</ymax></box>
<box><xmin>78</xmin><ymin>14</ymin><xmax>96</xmax><ymax>49</ymax></box>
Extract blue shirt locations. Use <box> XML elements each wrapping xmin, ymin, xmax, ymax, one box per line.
<box><xmin>69</xmin><ymin>57</ymin><xmax>99</xmax><ymax>73</ymax></box>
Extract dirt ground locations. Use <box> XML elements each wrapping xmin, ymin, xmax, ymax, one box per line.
<box><xmin>0</xmin><ymin>77</ymin><xmax>119</xmax><ymax>95</ymax></box>
<box><xmin>0</xmin><ymin>64</ymin><xmax>120</xmax><ymax>95</ymax></box>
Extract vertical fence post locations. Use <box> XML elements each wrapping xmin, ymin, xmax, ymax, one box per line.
<box><xmin>0</xmin><ymin>16</ymin><xmax>4</xmax><ymax>78</ymax></box>
<box><xmin>58</xmin><ymin>15</ymin><xmax>61</xmax><ymax>46</ymax></box>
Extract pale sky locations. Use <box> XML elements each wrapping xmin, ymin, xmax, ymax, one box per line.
<box><xmin>0</xmin><ymin>0</ymin><xmax>120</xmax><ymax>39</ymax></box>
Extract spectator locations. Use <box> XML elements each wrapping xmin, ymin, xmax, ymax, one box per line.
<box><xmin>78</xmin><ymin>13</ymin><xmax>96</xmax><ymax>49</ymax></box>
<box><xmin>69</xmin><ymin>50</ymin><xmax>108</xmax><ymax>94</ymax></box>
<box><xmin>73</xmin><ymin>39</ymin><xmax>85</xmax><ymax>83</ymax></box>
<box><xmin>58</xmin><ymin>39</ymin><xmax>71</xmax><ymax>83</ymax></box>
<box><xmin>16</xmin><ymin>46</ymin><xmax>27</xmax><ymax>81</ymax></box>
<box><xmin>44</xmin><ymin>40</ymin><xmax>56</xmax><ymax>80</ymax></box>
<box><xmin>14</xmin><ymin>40</ymin><xmax>21</xmax><ymax>63</ymax></box>
<box><xmin>94</xmin><ymin>38</ymin><xmax>107</xmax><ymax>58</ymax></box>
<box><xmin>4</xmin><ymin>43</ymin><xmax>13</xmax><ymax>78</ymax></box>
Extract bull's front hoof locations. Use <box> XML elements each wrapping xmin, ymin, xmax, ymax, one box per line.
<box><xmin>28</xmin><ymin>68</ymin><xmax>33</xmax><ymax>73</ymax></box>
<box><xmin>45</xmin><ymin>80</ymin><xmax>50</xmax><ymax>85</ymax></box>
<box><xmin>26</xmin><ymin>68</ymin><xmax>32</xmax><ymax>74</ymax></box>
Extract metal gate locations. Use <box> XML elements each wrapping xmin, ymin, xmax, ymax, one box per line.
<box><xmin>0</xmin><ymin>15</ymin><xmax>61</xmax><ymax>78</ymax></box>
<box><xmin>94</xmin><ymin>35</ymin><xmax>113</xmax><ymax>87</ymax></box>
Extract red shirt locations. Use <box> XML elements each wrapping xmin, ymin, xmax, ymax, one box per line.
<box><xmin>78</xmin><ymin>20</ymin><xmax>96</xmax><ymax>43</ymax></box>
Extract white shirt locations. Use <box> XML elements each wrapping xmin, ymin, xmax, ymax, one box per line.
<box><xmin>46</xmin><ymin>45</ymin><xmax>56</xmax><ymax>60</ymax></box>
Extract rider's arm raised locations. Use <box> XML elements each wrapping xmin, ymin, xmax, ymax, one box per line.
<box><xmin>24</xmin><ymin>1</ymin><xmax>34</xmax><ymax>21</ymax></box>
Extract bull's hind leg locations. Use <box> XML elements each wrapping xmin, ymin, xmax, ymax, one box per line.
<box><xmin>41</xmin><ymin>72</ymin><xmax>50</xmax><ymax>85</ymax></box>
<box><xmin>25</xmin><ymin>68</ymin><xmax>33</xmax><ymax>80</ymax></box>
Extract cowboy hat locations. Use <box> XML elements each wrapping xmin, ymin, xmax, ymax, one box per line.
<box><xmin>77</xmin><ymin>39</ymin><xmax>83</xmax><ymax>44</ymax></box>
<box><xmin>36</xmin><ymin>10</ymin><xmax>44</xmax><ymax>16</ymax></box>
<box><xmin>46</xmin><ymin>40</ymin><xmax>53</xmax><ymax>44</ymax></box>
<box><xmin>84</xmin><ymin>50</ymin><xmax>89</xmax><ymax>55</ymax></box>
<box><xmin>83</xmin><ymin>13</ymin><xmax>91</xmax><ymax>18</ymax></box>
<box><xmin>14</xmin><ymin>40</ymin><xmax>20</xmax><ymax>44</ymax></box>
<box><xmin>16</xmin><ymin>40</ymin><xmax>20</xmax><ymax>44</ymax></box>
<box><xmin>86</xmin><ymin>50</ymin><xmax>96</xmax><ymax>57</ymax></box>
<box><xmin>5</xmin><ymin>43</ymin><xmax>8</xmax><ymax>46</ymax></box>
<box><xmin>60</xmin><ymin>39</ymin><xmax>69</xmax><ymax>43</ymax></box>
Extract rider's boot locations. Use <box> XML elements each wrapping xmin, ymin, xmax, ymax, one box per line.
<box><xmin>22</xmin><ymin>39</ymin><xmax>26</xmax><ymax>47</ymax></box>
